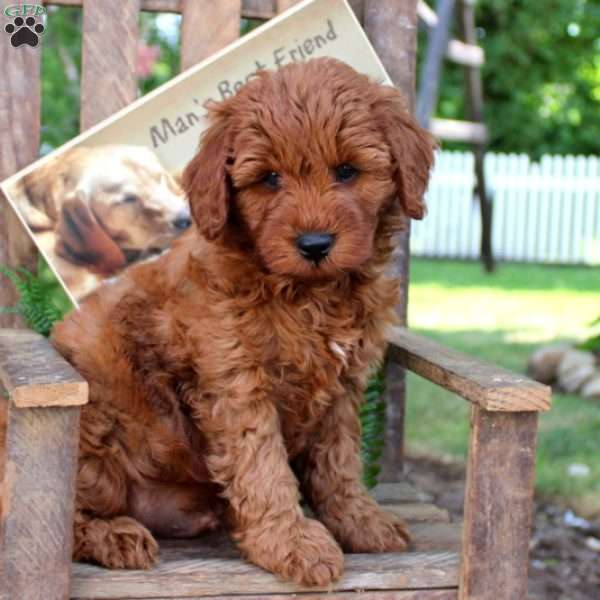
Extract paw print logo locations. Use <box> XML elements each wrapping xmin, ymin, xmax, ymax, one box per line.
<box><xmin>5</xmin><ymin>15</ymin><xmax>45</xmax><ymax>48</ymax></box>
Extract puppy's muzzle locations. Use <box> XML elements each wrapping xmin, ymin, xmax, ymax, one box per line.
<box><xmin>296</xmin><ymin>232</ymin><xmax>335</xmax><ymax>264</ymax></box>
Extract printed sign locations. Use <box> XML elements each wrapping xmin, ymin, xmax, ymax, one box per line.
<box><xmin>1</xmin><ymin>0</ymin><xmax>390</xmax><ymax>305</ymax></box>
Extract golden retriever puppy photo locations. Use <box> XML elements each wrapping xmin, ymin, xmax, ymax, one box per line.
<box><xmin>13</xmin><ymin>145</ymin><xmax>190</xmax><ymax>299</ymax></box>
<box><xmin>51</xmin><ymin>58</ymin><xmax>436</xmax><ymax>585</ymax></box>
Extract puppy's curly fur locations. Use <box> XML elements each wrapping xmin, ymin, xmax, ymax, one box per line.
<box><xmin>51</xmin><ymin>58</ymin><xmax>435</xmax><ymax>585</ymax></box>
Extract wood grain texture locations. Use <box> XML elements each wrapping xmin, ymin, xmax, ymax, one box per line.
<box><xmin>68</xmin><ymin>479</ymin><xmax>462</xmax><ymax>598</ymax></box>
<box><xmin>387</xmin><ymin>327</ymin><xmax>552</xmax><ymax>412</ymax></box>
<box><xmin>152</xmin><ymin>520</ymin><xmax>460</xmax><ymax>559</ymax></box>
<box><xmin>70</xmin><ymin>505</ymin><xmax>461</xmax><ymax>599</ymax></box>
<box><xmin>241</xmin><ymin>0</ymin><xmax>275</xmax><ymax>19</ymax></box>
<box><xmin>72</xmin><ymin>549</ymin><xmax>459</xmax><ymax>598</ymax></box>
<box><xmin>45</xmin><ymin>0</ymin><xmax>275</xmax><ymax>18</ymax></box>
<box><xmin>80</xmin><ymin>0</ymin><xmax>141</xmax><ymax>131</ymax></box>
<box><xmin>371</xmin><ymin>481</ymin><xmax>433</xmax><ymax>504</ymax></box>
<box><xmin>364</xmin><ymin>0</ymin><xmax>418</xmax><ymax>481</ymax></box>
<box><xmin>275</xmin><ymin>0</ymin><xmax>301</xmax><ymax>13</ymax></box>
<box><xmin>0</xmin><ymin>392</ymin><xmax>80</xmax><ymax>600</ymax></box>
<box><xmin>181</xmin><ymin>0</ymin><xmax>241</xmax><ymax>72</ymax></box>
<box><xmin>0</xmin><ymin>329</ymin><xmax>87</xmax><ymax>407</ymax></box>
<box><xmin>87</xmin><ymin>591</ymin><xmax>458</xmax><ymax>600</ymax></box>
<box><xmin>0</xmin><ymin>0</ymin><xmax>40</xmax><ymax>328</ymax></box>
<box><xmin>386</xmin><ymin>502</ymin><xmax>450</xmax><ymax>523</ymax></box>
<box><xmin>459</xmin><ymin>408</ymin><xmax>538</xmax><ymax>600</ymax></box>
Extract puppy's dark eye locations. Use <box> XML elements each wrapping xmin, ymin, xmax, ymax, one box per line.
<box><xmin>334</xmin><ymin>163</ymin><xmax>358</xmax><ymax>183</ymax></box>
<box><xmin>122</xmin><ymin>194</ymin><xmax>138</xmax><ymax>204</ymax></box>
<box><xmin>261</xmin><ymin>171</ymin><xmax>281</xmax><ymax>190</ymax></box>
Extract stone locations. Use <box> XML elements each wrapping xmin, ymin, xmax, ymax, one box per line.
<box><xmin>557</xmin><ymin>349</ymin><xmax>596</xmax><ymax>393</ymax></box>
<box><xmin>527</xmin><ymin>343</ymin><xmax>570</xmax><ymax>384</ymax></box>
<box><xmin>581</xmin><ymin>373</ymin><xmax>600</xmax><ymax>399</ymax></box>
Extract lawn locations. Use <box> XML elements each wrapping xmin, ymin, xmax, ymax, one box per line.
<box><xmin>405</xmin><ymin>259</ymin><xmax>600</xmax><ymax>514</ymax></box>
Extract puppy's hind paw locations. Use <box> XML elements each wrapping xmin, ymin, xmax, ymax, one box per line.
<box><xmin>75</xmin><ymin>515</ymin><xmax>159</xmax><ymax>570</ymax></box>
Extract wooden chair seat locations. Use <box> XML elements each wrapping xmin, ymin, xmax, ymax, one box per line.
<box><xmin>71</xmin><ymin>483</ymin><xmax>461</xmax><ymax>600</ymax></box>
<box><xmin>0</xmin><ymin>325</ymin><xmax>550</xmax><ymax>599</ymax></box>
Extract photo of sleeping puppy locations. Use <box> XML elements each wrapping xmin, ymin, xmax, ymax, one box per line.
<box><xmin>13</xmin><ymin>145</ymin><xmax>191</xmax><ymax>299</ymax></box>
<box><xmin>51</xmin><ymin>58</ymin><xmax>435</xmax><ymax>585</ymax></box>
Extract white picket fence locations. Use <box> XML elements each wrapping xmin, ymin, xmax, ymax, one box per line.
<box><xmin>411</xmin><ymin>151</ymin><xmax>600</xmax><ymax>265</ymax></box>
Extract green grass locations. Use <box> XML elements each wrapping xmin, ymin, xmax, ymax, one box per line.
<box><xmin>405</xmin><ymin>259</ymin><xmax>600</xmax><ymax>510</ymax></box>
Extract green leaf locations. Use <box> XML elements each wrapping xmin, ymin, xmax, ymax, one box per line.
<box><xmin>361</xmin><ymin>366</ymin><xmax>386</xmax><ymax>489</ymax></box>
<box><xmin>0</xmin><ymin>265</ymin><xmax>69</xmax><ymax>337</ymax></box>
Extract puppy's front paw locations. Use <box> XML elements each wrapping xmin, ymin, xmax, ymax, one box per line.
<box><xmin>332</xmin><ymin>508</ymin><xmax>411</xmax><ymax>553</ymax></box>
<box><xmin>249</xmin><ymin>517</ymin><xmax>344</xmax><ymax>586</ymax></box>
<box><xmin>283</xmin><ymin>518</ymin><xmax>344</xmax><ymax>586</ymax></box>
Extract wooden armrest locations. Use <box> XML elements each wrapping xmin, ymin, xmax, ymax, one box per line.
<box><xmin>0</xmin><ymin>329</ymin><xmax>87</xmax><ymax>408</ymax></box>
<box><xmin>386</xmin><ymin>327</ymin><xmax>551</xmax><ymax>412</ymax></box>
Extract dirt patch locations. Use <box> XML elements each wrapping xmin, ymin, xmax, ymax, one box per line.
<box><xmin>403</xmin><ymin>454</ymin><xmax>600</xmax><ymax>600</ymax></box>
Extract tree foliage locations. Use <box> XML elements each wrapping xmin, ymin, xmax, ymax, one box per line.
<box><xmin>435</xmin><ymin>0</ymin><xmax>600</xmax><ymax>158</ymax></box>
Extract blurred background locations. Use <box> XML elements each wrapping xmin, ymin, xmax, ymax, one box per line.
<box><xmin>4</xmin><ymin>1</ymin><xmax>599</xmax><ymax>597</ymax></box>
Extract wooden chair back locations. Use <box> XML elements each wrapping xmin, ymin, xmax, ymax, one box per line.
<box><xmin>0</xmin><ymin>0</ymin><xmax>418</xmax><ymax>479</ymax></box>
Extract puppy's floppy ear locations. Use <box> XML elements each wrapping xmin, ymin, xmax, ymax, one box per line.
<box><xmin>55</xmin><ymin>191</ymin><xmax>126</xmax><ymax>275</ymax></box>
<box><xmin>373</xmin><ymin>85</ymin><xmax>437</xmax><ymax>220</ymax></box>
<box><xmin>182</xmin><ymin>102</ymin><xmax>234</xmax><ymax>241</ymax></box>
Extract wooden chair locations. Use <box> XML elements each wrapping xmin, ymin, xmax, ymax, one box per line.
<box><xmin>0</xmin><ymin>1</ymin><xmax>551</xmax><ymax>599</ymax></box>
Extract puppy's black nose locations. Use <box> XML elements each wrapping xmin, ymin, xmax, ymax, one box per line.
<box><xmin>173</xmin><ymin>213</ymin><xmax>192</xmax><ymax>231</ymax></box>
<box><xmin>296</xmin><ymin>232</ymin><xmax>335</xmax><ymax>263</ymax></box>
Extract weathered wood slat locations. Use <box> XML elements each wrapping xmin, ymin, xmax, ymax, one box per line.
<box><xmin>364</xmin><ymin>0</ymin><xmax>416</xmax><ymax>481</ymax></box>
<box><xmin>67</xmin><ymin>474</ymin><xmax>462</xmax><ymax>598</ymax></box>
<box><xmin>430</xmin><ymin>118</ymin><xmax>488</xmax><ymax>144</ymax></box>
<box><xmin>387</xmin><ymin>327</ymin><xmax>552</xmax><ymax>412</ymax></box>
<box><xmin>72</xmin><ymin>549</ymin><xmax>459</xmax><ymax>599</ymax></box>
<box><xmin>80</xmin><ymin>0</ymin><xmax>141</xmax><ymax>131</ymax></box>
<box><xmin>87</xmin><ymin>591</ymin><xmax>458</xmax><ymax>600</ymax></box>
<box><xmin>371</xmin><ymin>481</ymin><xmax>433</xmax><ymax>504</ymax></box>
<box><xmin>386</xmin><ymin>503</ymin><xmax>450</xmax><ymax>523</ymax></box>
<box><xmin>0</xmin><ymin>0</ymin><xmax>40</xmax><ymax>328</ymax></box>
<box><xmin>69</xmin><ymin>480</ymin><xmax>459</xmax><ymax>597</ymax></box>
<box><xmin>152</xmin><ymin>520</ymin><xmax>460</xmax><ymax>561</ymax></box>
<box><xmin>459</xmin><ymin>408</ymin><xmax>538</xmax><ymax>599</ymax></box>
<box><xmin>242</xmin><ymin>0</ymin><xmax>275</xmax><ymax>19</ymax></box>
<box><xmin>0</xmin><ymin>392</ymin><xmax>80</xmax><ymax>600</ymax></box>
<box><xmin>45</xmin><ymin>0</ymin><xmax>276</xmax><ymax>19</ymax></box>
<box><xmin>275</xmin><ymin>0</ymin><xmax>301</xmax><ymax>12</ymax></box>
<box><xmin>181</xmin><ymin>0</ymin><xmax>241</xmax><ymax>72</ymax></box>
<box><xmin>0</xmin><ymin>329</ymin><xmax>87</xmax><ymax>407</ymax></box>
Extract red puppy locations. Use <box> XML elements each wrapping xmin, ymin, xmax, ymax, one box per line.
<box><xmin>51</xmin><ymin>57</ymin><xmax>435</xmax><ymax>585</ymax></box>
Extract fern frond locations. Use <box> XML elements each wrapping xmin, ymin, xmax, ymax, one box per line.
<box><xmin>0</xmin><ymin>265</ymin><xmax>69</xmax><ymax>337</ymax></box>
<box><xmin>361</xmin><ymin>367</ymin><xmax>387</xmax><ymax>489</ymax></box>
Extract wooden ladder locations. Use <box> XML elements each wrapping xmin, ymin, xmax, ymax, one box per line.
<box><xmin>416</xmin><ymin>0</ymin><xmax>494</xmax><ymax>272</ymax></box>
